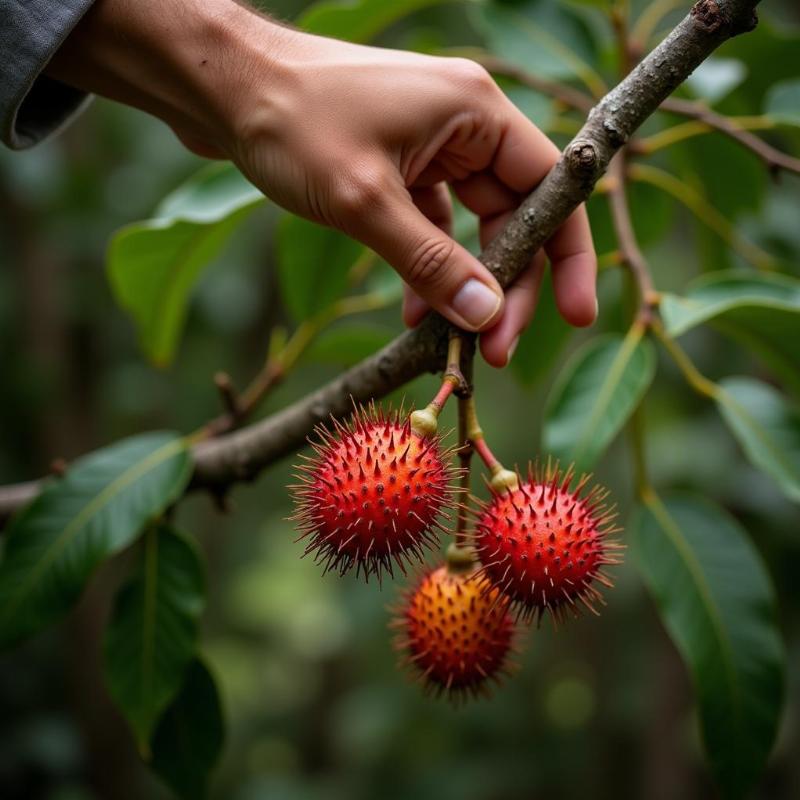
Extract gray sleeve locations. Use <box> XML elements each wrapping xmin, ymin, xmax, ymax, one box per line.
<box><xmin>1</xmin><ymin>0</ymin><xmax>96</xmax><ymax>150</ymax></box>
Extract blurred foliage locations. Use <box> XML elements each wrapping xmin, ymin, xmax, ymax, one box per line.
<box><xmin>2</xmin><ymin>1</ymin><xmax>800</xmax><ymax>800</ymax></box>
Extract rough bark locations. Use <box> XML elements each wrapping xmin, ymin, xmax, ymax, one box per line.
<box><xmin>0</xmin><ymin>0</ymin><xmax>762</xmax><ymax>524</ymax></box>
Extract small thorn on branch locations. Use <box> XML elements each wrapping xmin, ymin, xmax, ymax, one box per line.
<box><xmin>214</xmin><ymin>371</ymin><xmax>243</xmax><ymax>425</ymax></box>
<box><xmin>49</xmin><ymin>458</ymin><xmax>68</xmax><ymax>478</ymax></box>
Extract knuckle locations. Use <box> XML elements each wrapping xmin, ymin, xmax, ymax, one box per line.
<box><xmin>405</xmin><ymin>237</ymin><xmax>455</xmax><ymax>287</ymax></box>
<box><xmin>448</xmin><ymin>58</ymin><xmax>496</xmax><ymax>94</ymax></box>
<box><xmin>335</xmin><ymin>166</ymin><xmax>387</xmax><ymax>219</ymax></box>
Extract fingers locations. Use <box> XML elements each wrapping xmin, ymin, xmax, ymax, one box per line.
<box><xmin>343</xmin><ymin>174</ymin><xmax>504</xmax><ymax>332</ymax></box>
<box><xmin>479</xmin><ymin>253</ymin><xmax>546</xmax><ymax>368</ymax></box>
<box><xmin>402</xmin><ymin>184</ymin><xmax>452</xmax><ymax>326</ymax></box>
<box><xmin>450</xmin><ymin>96</ymin><xmax>597</xmax><ymax>328</ymax></box>
<box><xmin>410</xmin><ymin>183</ymin><xmax>453</xmax><ymax>237</ymax></box>
<box><xmin>545</xmin><ymin>206</ymin><xmax>597</xmax><ymax>327</ymax></box>
<box><xmin>402</xmin><ymin>284</ymin><xmax>429</xmax><ymax>328</ymax></box>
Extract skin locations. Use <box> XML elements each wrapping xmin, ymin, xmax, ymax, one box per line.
<box><xmin>46</xmin><ymin>0</ymin><xmax>597</xmax><ymax>367</ymax></box>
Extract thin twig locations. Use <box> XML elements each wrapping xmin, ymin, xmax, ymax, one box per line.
<box><xmin>455</xmin><ymin>396</ymin><xmax>473</xmax><ymax>549</ymax></box>
<box><xmin>658</xmin><ymin>98</ymin><xmax>800</xmax><ymax>176</ymax></box>
<box><xmin>629</xmin><ymin>162</ymin><xmax>776</xmax><ymax>270</ymax></box>
<box><xmin>651</xmin><ymin>318</ymin><xmax>720</xmax><ymax>399</ymax></box>
<box><xmin>607</xmin><ymin>154</ymin><xmax>659</xmax><ymax>320</ymax></box>
<box><xmin>633</xmin><ymin>114</ymin><xmax>774</xmax><ymax>154</ymax></box>
<box><xmin>478</xmin><ymin>51</ymin><xmax>800</xmax><ymax>179</ymax></box>
<box><xmin>630</xmin><ymin>0</ymin><xmax>688</xmax><ymax>56</ymax></box>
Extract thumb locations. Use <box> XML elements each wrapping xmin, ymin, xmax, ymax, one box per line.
<box><xmin>345</xmin><ymin>183</ymin><xmax>504</xmax><ymax>331</ymax></box>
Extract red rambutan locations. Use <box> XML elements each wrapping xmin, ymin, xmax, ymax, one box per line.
<box><xmin>391</xmin><ymin>562</ymin><xmax>516</xmax><ymax>702</ymax></box>
<box><xmin>290</xmin><ymin>404</ymin><xmax>456</xmax><ymax>581</ymax></box>
<box><xmin>473</xmin><ymin>463</ymin><xmax>622</xmax><ymax>624</ymax></box>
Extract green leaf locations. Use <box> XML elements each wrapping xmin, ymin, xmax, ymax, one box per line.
<box><xmin>105</xmin><ymin>525</ymin><xmax>205</xmax><ymax>752</ymax></box>
<box><xmin>303</xmin><ymin>323</ymin><xmax>395</xmax><ymax>367</ymax></box>
<box><xmin>0</xmin><ymin>432</ymin><xmax>191</xmax><ymax>648</ymax></box>
<box><xmin>150</xmin><ymin>658</ymin><xmax>224</xmax><ymax>800</ymax></box>
<box><xmin>543</xmin><ymin>328</ymin><xmax>656</xmax><ymax>472</ymax></box>
<box><xmin>108</xmin><ymin>163</ymin><xmax>264</xmax><ymax>367</ymax></box>
<box><xmin>510</xmin><ymin>271</ymin><xmax>572</xmax><ymax>385</ymax></box>
<box><xmin>765</xmin><ymin>78</ymin><xmax>800</xmax><ymax>127</ymax></box>
<box><xmin>660</xmin><ymin>271</ymin><xmax>800</xmax><ymax>395</ymax></box>
<box><xmin>631</xmin><ymin>494</ymin><xmax>785</xmax><ymax>798</ymax></box>
<box><xmin>276</xmin><ymin>215</ymin><xmax>363</xmax><ymax>322</ymax></box>
<box><xmin>669</xmin><ymin>131</ymin><xmax>767</xmax><ymax>228</ymax></box>
<box><xmin>716</xmin><ymin>377</ymin><xmax>800</xmax><ymax>503</ymax></box>
<box><xmin>686</xmin><ymin>57</ymin><xmax>747</xmax><ymax>103</ymax></box>
<box><xmin>298</xmin><ymin>0</ymin><xmax>459</xmax><ymax>42</ymax></box>
<box><xmin>469</xmin><ymin>0</ymin><xmax>601</xmax><ymax>87</ymax></box>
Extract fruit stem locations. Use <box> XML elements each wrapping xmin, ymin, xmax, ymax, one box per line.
<box><xmin>463</xmin><ymin>396</ymin><xmax>519</xmax><ymax>493</ymax></box>
<box><xmin>454</xmin><ymin>394</ymin><xmax>474</xmax><ymax>548</ymax></box>
<box><xmin>410</xmin><ymin>332</ymin><xmax>468</xmax><ymax>436</ymax></box>
<box><xmin>446</xmin><ymin>541</ymin><xmax>476</xmax><ymax>573</ymax></box>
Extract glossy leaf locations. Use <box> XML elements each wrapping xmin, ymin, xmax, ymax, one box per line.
<box><xmin>543</xmin><ymin>330</ymin><xmax>656</xmax><ymax>472</ymax></box>
<box><xmin>632</xmin><ymin>493</ymin><xmax>785</xmax><ymax>798</ymax></box>
<box><xmin>105</xmin><ymin>525</ymin><xmax>205</xmax><ymax>751</ymax></box>
<box><xmin>276</xmin><ymin>215</ymin><xmax>363</xmax><ymax>322</ymax></box>
<box><xmin>510</xmin><ymin>271</ymin><xmax>571</xmax><ymax>385</ymax></box>
<box><xmin>108</xmin><ymin>163</ymin><xmax>264</xmax><ymax>366</ymax></box>
<box><xmin>303</xmin><ymin>323</ymin><xmax>395</xmax><ymax>367</ymax></box>
<box><xmin>765</xmin><ymin>78</ymin><xmax>800</xmax><ymax>127</ymax></box>
<box><xmin>0</xmin><ymin>432</ymin><xmax>191</xmax><ymax>648</ymax></box>
<box><xmin>298</xmin><ymin>0</ymin><xmax>460</xmax><ymax>42</ymax></box>
<box><xmin>150</xmin><ymin>658</ymin><xmax>224</xmax><ymax>800</ymax></box>
<box><xmin>716</xmin><ymin>377</ymin><xmax>800</xmax><ymax>503</ymax></box>
<box><xmin>469</xmin><ymin>0</ymin><xmax>600</xmax><ymax>85</ymax></box>
<box><xmin>660</xmin><ymin>271</ymin><xmax>800</xmax><ymax>394</ymax></box>
<box><xmin>686</xmin><ymin>57</ymin><xmax>747</xmax><ymax>103</ymax></box>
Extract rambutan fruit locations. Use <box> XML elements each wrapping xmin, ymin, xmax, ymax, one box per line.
<box><xmin>391</xmin><ymin>561</ymin><xmax>516</xmax><ymax>702</ymax></box>
<box><xmin>473</xmin><ymin>463</ymin><xmax>622</xmax><ymax>625</ymax></box>
<box><xmin>290</xmin><ymin>404</ymin><xmax>457</xmax><ymax>581</ymax></box>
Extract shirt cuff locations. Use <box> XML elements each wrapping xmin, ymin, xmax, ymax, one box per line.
<box><xmin>1</xmin><ymin>0</ymin><xmax>96</xmax><ymax>150</ymax></box>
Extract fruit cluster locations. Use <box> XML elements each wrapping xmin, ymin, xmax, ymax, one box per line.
<box><xmin>290</xmin><ymin>373</ymin><xmax>621</xmax><ymax>702</ymax></box>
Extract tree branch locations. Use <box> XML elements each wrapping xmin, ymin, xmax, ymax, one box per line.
<box><xmin>656</xmin><ymin>97</ymin><xmax>800</xmax><ymax>176</ymax></box>
<box><xmin>0</xmin><ymin>0</ymin><xmax>763</xmax><ymax>526</ymax></box>
<box><xmin>607</xmin><ymin>152</ymin><xmax>659</xmax><ymax>321</ymax></box>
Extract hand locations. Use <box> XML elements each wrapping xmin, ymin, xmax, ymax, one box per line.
<box><xmin>48</xmin><ymin>0</ymin><xmax>597</xmax><ymax>367</ymax></box>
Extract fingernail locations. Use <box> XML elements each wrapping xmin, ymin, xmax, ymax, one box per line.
<box><xmin>452</xmin><ymin>279</ymin><xmax>502</xmax><ymax>329</ymax></box>
<box><xmin>594</xmin><ymin>297</ymin><xmax>599</xmax><ymax>321</ymax></box>
<box><xmin>507</xmin><ymin>334</ymin><xmax>520</xmax><ymax>364</ymax></box>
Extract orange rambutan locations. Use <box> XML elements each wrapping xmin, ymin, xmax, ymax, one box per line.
<box><xmin>290</xmin><ymin>404</ymin><xmax>457</xmax><ymax>581</ymax></box>
<box><xmin>391</xmin><ymin>562</ymin><xmax>516</xmax><ymax>702</ymax></box>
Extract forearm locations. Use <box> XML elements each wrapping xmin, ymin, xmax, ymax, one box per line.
<box><xmin>44</xmin><ymin>0</ymin><xmax>285</xmax><ymax>155</ymax></box>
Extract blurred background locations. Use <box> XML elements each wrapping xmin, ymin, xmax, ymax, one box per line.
<box><xmin>1</xmin><ymin>0</ymin><xmax>798</xmax><ymax>798</ymax></box>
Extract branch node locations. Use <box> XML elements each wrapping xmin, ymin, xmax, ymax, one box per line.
<box><xmin>691</xmin><ymin>0</ymin><xmax>725</xmax><ymax>33</ymax></box>
<box><xmin>566</xmin><ymin>140</ymin><xmax>601</xmax><ymax>179</ymax></box>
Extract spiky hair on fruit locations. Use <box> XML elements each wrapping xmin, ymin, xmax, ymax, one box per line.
<box><xmin>390</xmin><ymin>563</ymin><xmax>517</xmax><ymax>703</ymax></box>
<box><xmin>289</xmin><ymin>403</ymin><xmax>458</xmax><ymax>582</ymax></box>
<box><xmin>472</xmin><ymin>462</ymin><xmax>622</xmax><ymax>625</ymax></box>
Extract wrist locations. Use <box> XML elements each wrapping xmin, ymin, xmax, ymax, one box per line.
<box><xmin>46</xmin><ymin>0</ymin><xmax>292</xmax><ymax>155</ymax></box>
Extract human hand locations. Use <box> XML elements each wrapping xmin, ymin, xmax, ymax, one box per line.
<box><xmin>48</xmin><ymin>0</ymin><xmax>597</xmax><ymax>366</ymax></box>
